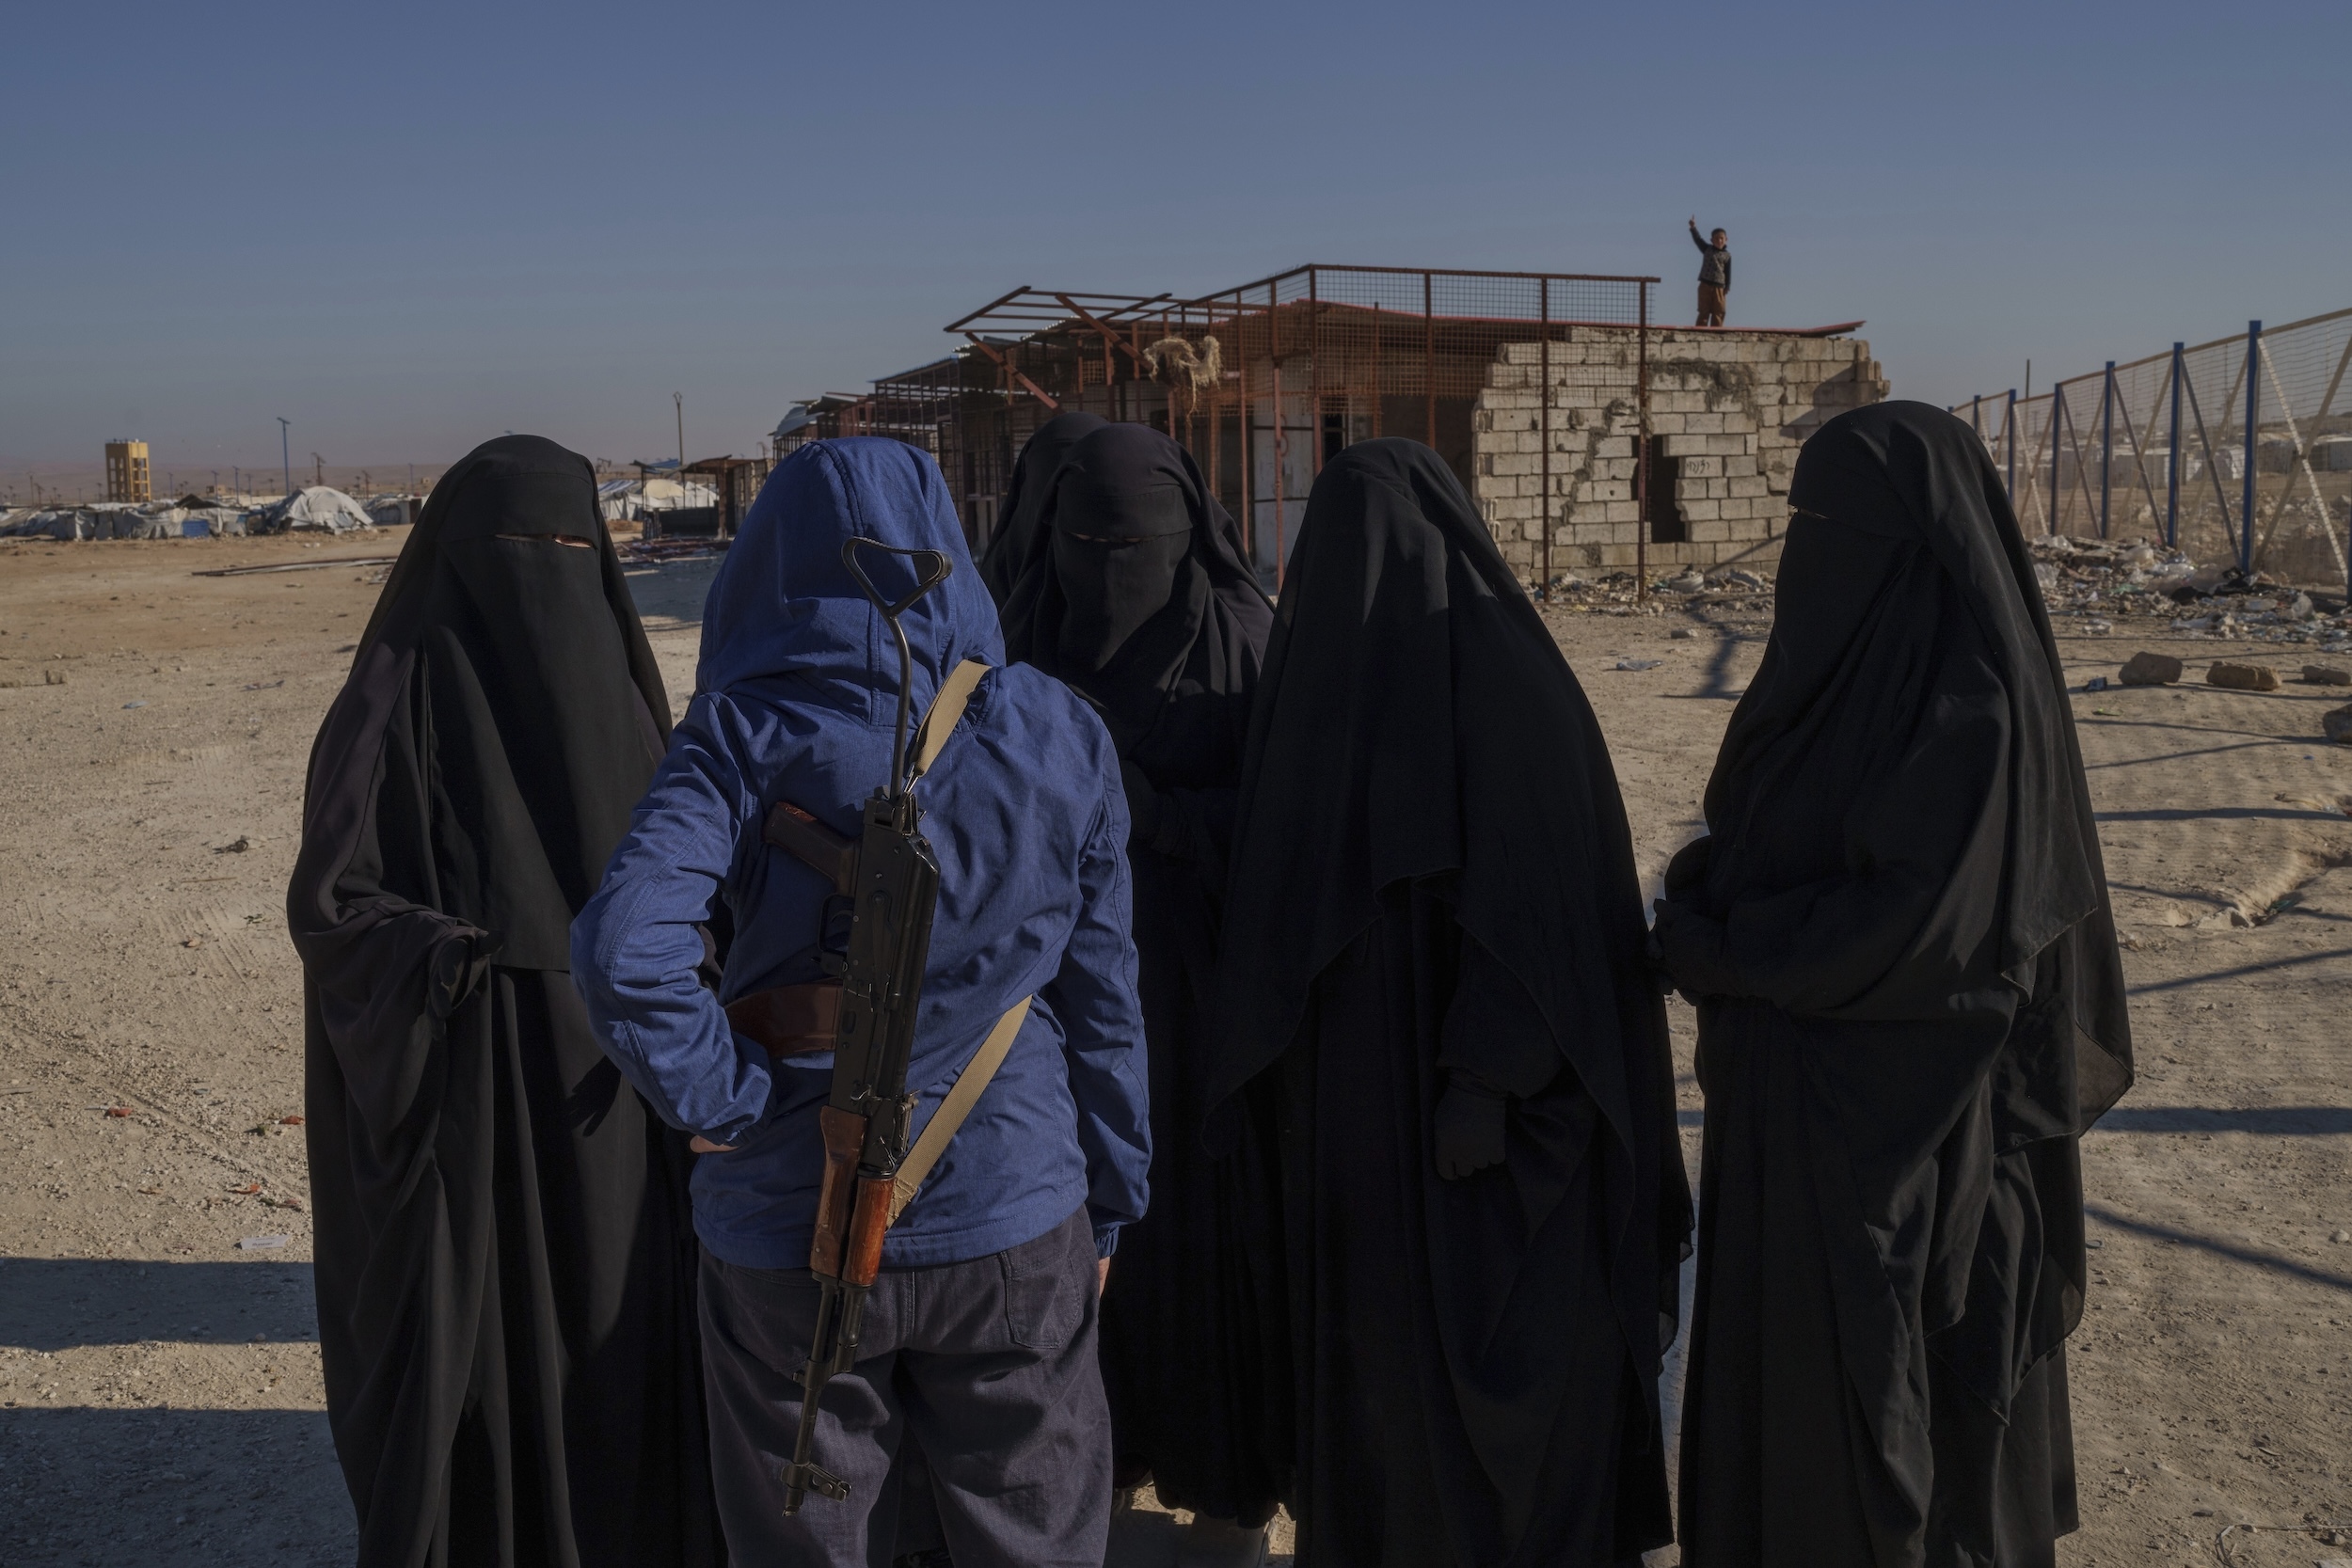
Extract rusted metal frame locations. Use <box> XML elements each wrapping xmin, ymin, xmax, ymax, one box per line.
<box><xmin>961</xmin><ymin>335</ymin><xmax>1059</xmax><ymax>411</ymax></box>
<box><xmin>1635</xmin><ymin>283</ymin><xmax>1649</xmax><ymax>602</ymax></box>
<box><xmin>1271</xmin><ymin>279</ymin><xmax>1287</xmax><ymax>589</ymax></box>
<box><xmin>1235</xmin><ymin>290</ymin><xmax>1253</xmax><ymax>564</ymax></box>
<box><xmin>1204</xmin><ymin>261</ymin><xmax>1661</xmax><ymax>300</ymax></box>
<box><xmin>1309</xmin><ymin>269</ymin><xmax>1324</xmax><ymax>479</ymax></box>
<box><xmin>1372</xmin><ymin>304</ymin><xmax>1383</xmax><ymax>437</ymax></box>
<box><xmin>946</xmin><ymin>287</ymin><xmax>1173</xmax><ymax>336</ymax></box>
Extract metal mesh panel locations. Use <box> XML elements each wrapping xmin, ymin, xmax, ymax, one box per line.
<box><xmin>1956</xmin><ymin>308</ymin><xmax>2352</xmax><ymax>587</ymax></box>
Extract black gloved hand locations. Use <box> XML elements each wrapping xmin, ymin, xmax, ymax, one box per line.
<box><xmin>1434</xmin><ymin>1073</ymin><xmax>1508</xmax><ymax>1180</ymax></box>
<box><xmin>1650</xmin><ymin>898</ymin><xmax>1736</xmax><ymax>1005</ymax></box>
<box><xmin>1119</xmin><ymin>758</ymin><xmax>1164</xmax><ymax>846</ymax></box>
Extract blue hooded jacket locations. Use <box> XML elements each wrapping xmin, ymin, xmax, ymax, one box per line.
<box><xmin>571</xmin><ymin>438</ymin><xmax>1150</xmax><ymax>1269</ymax></box>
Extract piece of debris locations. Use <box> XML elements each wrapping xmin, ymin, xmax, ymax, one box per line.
<box><xmin>2206</xmin><ymin>661</ymin><xmax>2280</xmax><ymax>692</ymax></box>
<box><xmin>103</xmin><ymin>1106</ymin><xmax>133</xmax><ymax>1118</ymax></box>
<box><xmin>181</xmin><ymin>936</ymin><xmax>203</xmax><ymax>948</ymax></box>
<box><xmin>237</xmin><ymin>1235</ymin><xmax>290</xmax><ymax>1251</ymax></box>
<box><xmin>2082</xmin><ymin>675</ymin><xmax>2108</xmax><ymax>692</ymax></box>
<box><xmin>1661</xmin><ymin>571</ymin><xmax>1706</xmax><ymax>594</ymax></box>
<box><xmin>2332</xmin><ymin>1229</ymin><xmax>2351</xmax><ymax>1243</ymax></box>
<box><xmin>262</xmin><ymin>1195</ymin><xmax>305</xmax><ymax>1212</ymax></box>
<box><xmin>1669</xmin><ymin>626</ymin><xmax>1697</xmax><ymax>640</ymax></box>
<box><xmin>44</xmin><ymin>669</ymin><xmax>65</xmax><ymax>686</ymax></box>
<box><xmin>228</xmin><ymin>1181</ymin><xmax>262</xmax><ymax>1196</ymax></box>
<box><xmin>2119</xmin><ymin>651</ymin><xmax>2184</xmax><ymax>686</ymax></box>
<box><xmin>2304</xmin><ymin>664</ymin><xmax>2351</xmax><ymax>686</ymax></box>
<box><xmin>122</xmin><ymin>699</ymin><xmax>148</xmax><ymax>709</ymax></box>
<box><xmin>2325</xmin><ymin>705</ymin><xmax>2352</xmax><ymax>746</ymax></box>
<box><xmin>279</xmin><ymin>1114</ymin><xmax>306</xmax><ymax>1126</ymax></box>
<box><xmin>137</xmin><ymin>1184</ymin><xmax>164</xmax><ymax>1196</ymax></box>
<box><xmin>240</xmin><ymin>679</ymin><xmax>284</xmax><ymax>691</ymax></box>
<box><xmin>1613</xmin><ymin>658</ymin><xmax>1664</xmax><ymax>672</ymax></box>
<box><xmin>213</xmin><ymin>834</ymin><xmax>259</xmax><ymax>854</ymax></box>
<box><xmin>248</xmin><ymin>1122</ymin><xmax>287</xmax><ymax>1138</ymax></box>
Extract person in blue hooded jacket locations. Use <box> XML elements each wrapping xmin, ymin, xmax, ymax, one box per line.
<box><xmin>571</xmin><ymin>437</ymin><xmax>1152</xmax><ymax>1568</ymax></box>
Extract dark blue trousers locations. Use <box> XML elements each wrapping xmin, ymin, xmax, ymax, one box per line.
<box><xmin>698</xmin><ymin>1208</ymin><xmax>1110</xmax><ymax>1568</ymax></box>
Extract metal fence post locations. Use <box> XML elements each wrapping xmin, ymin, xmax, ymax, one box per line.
<box><xmin>1540</xmin><ymin>277</ymin><xmax>1552</xmax><ymax>593</ymax></box>
<box><xmin>2005</xmin><ymin>388</ymin><xmax>2018</xmax><ymax>502</ymax></box>
<box><xmin>2166</xmin><ymin>343</ymin><xmax>2183</xmax><ymax>550</ymax></box>
<box><xmin>2049</xmin><ymin>385</ymin><xmax>2065</xmax><ymax>536</ymax></box>
<box><xmin>1636</xmin><ymin>281</ymin><xmax>1650</xmax><ymax>602</ymax></box>
<box><xmin>2241</xmin><ymin>321</ymin><xmax>2261</xmax><ymax>577</ymax></box>
<box><xmin>1422</xmin><ymin>271</ymin><xmax>1436</xmax><ymax>449</ymax></box>
<box><xmin>2099</xmin><ymin>361</ymin><xmax>2115</xmax><ymax>539</ymax></box>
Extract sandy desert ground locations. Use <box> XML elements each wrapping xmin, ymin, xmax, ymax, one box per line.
<box><xmin>1</xmin><ymin>529</ymin><xmax>2347</xmax><ymax>1567</ymax></box>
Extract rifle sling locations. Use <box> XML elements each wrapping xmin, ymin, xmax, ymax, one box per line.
<box><xmin>888</xmin><ymin>995</ymin><xmax>1030</xmax><ymax>1224</ymax></box>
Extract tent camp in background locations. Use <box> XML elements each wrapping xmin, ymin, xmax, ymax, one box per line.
<box><xmin>364</xmin><ymin>494</ymin><xmax>419</xmax><ymax>528</ymax></box>
<box><xmin>251</xmin><ymin>486</ymin><xmax>373</xmax><ymax>535</ymax></box>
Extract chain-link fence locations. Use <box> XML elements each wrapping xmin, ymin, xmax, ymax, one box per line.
<box><xmin>1953</xmin><ymin>308</ymin><xmax>2352</xmax><ymax>589</ymax></box>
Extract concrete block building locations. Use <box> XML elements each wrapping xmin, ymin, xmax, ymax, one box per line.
<box><xmin>1473</xmin><ymin>326</ymin><xmax>1887</xmax><ymax>579</ymax></box>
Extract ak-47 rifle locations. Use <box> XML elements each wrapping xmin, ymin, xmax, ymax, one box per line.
<box><xmin>781</xmin><ymin>537</ymin><xmax>954</xmax><ymax>1515</ymax></box>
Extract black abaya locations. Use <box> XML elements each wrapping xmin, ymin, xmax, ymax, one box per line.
<box><xmin>1207</xmin><ymin>440</ymin><xmax>1689</xmax><ymax>1566</ymax></box>
<box><xmin>288</xmin><ymin>436</ymin><xmax>720</xmax><ymax>1568</ymax></box>
<box><xmin>1656</xmin><ymin>402</ymin><xmax>2131</xmax><ymax>1568</ymax></box>
<box><xmin>996</xmin><ymin>422</ymin><xmax>1280</xmax><ymax>1522</ymax></box>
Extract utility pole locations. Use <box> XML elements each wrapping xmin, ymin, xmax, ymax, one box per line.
<box><xmin>277</xmin><ymin>418</ymin><xmax>292</xmax><ymax>498</ymax></box>
<box><xmin>312</xmin><ymin>452</ymin><xmax>325</xmax><ymax>488</ymax></box>
<box><xmin>675</xmin><ymin>392</ymin><xmax>685</xmax><ymax>467</ymax></box>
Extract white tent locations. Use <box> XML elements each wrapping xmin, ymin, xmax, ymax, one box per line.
<box><xmin>255</xmin><ymin>486</ymin><xmax>373</xmax><ymax>534</ymax></box>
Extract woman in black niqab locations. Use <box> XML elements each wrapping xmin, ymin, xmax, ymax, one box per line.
<box><xmin>977</xmin><ymin>408</ymin><xmax>1105</xmax><ymax>604</ymax></box>
<box><xmin>1653</xmin><ymin>402</ymin><xmax>2132</xmax><ymax>1568</ymax></box>
<box><xmin>288</xmin><ymin>436</ymin><xmax>720</xmax><ymax>1568</ymax></box>
<box><xmin>997</xmin><ymin>422</ymin><xmax>1281</xmax><ymax>1539</ymax></box>
<box><xmin>1205</xmin><ymin>439</ymin><xmax>1689</xmax><ymax>1567</ymax></box>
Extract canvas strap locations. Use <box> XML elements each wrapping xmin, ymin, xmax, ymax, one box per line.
<box><xmin>909</xmin><ymin>658</ymin><xmax>992</xmax><ymax>784</ymax></box>
<box><xmin>888</xmin><ymin>993</ymin><xmax>1032</xmax><ymax>1223</ymax></box>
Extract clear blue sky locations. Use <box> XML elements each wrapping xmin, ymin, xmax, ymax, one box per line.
<box><xmin>5</xmin><ymin>0</ymin><xmax>2343</xmax><ymax>481</ymax></box>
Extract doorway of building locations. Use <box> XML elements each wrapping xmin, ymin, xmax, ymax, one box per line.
<box><xmin>1645</xmin><ymin>443</ymin><xmax>1687</xmax><ymax>544</ymax></box>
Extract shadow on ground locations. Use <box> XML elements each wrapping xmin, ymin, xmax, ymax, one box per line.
<box><xmin>0</xmin><ymin>1406</ymin><xmax>353</xmax><ymax>1568</ymax></box>
<box><xmin>0</xmin><ymin>1259</ymin><xmax>316</xmax><ymax>1352</ymax></box>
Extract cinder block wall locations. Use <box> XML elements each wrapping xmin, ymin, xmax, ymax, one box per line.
<box><xmin>1472</xmin><ymin>327</ymin><xmax>1888</xmax><ymax>580</ymax></box>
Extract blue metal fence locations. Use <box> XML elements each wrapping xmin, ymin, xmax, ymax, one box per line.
<box><xmin>1954</xmin><ymin>307</ymin><xmax>2352</xmax><ymax>590</ymax></box>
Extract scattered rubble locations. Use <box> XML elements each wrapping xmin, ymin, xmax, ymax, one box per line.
<box><xmin>2026</xmin><ymin>534</ymin><xmax>2351</xmax><ymax>652</ymax></box>
<box><xmin>1538</xmin><ymin>565</ymin><xmax>1773</xmax><ymax>617</ymax></box>
<box><xmin>2207</xmin><ymin>661</ymin><xmax>2281</xmax><ymax>692</ymax></box>
<box><xmin>2119</xmin><ymin>652</ymin><xmax>2185</xmax><ymax>686</ymax></box>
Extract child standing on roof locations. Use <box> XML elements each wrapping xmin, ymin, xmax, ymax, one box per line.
<box><xmin>1690</xmin><ymin>216</ymin><xmax>1731</xmax><ymax>326</ymax></box>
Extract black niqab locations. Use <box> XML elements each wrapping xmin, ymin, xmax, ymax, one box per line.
<box><xmin>977</xmin><ymin>409</ymin><xmax>1106</xmax><ymax>604</ymax></box>
<box><xmin>1662</xmin><ymin>402</ymin><xmax>2132</xmax><ymax>1567</ymax></box>
<box><xmin>998</xmin><ymin>421</ymin><xmax>1280</xmax><ymax>1522</ymax></box>
<box><xmin>1000</xmin><ymin>421</ymin><xmax>1271</xmax><ymax>753</ymax></box>
<box><xmin>289</xmin><ymin>436</ymin><xmax>718</xmax><ymax>1568</ymax></box>
<box><xmin>1208</xmin><ymin>440</ymin><xmax>1687</xmax><ymax>1565</ymax></box>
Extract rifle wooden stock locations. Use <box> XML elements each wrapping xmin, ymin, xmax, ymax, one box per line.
<box><xmin>810</xmin><ymin>1106</ymin><xmax>866</xmax><ymax>1277</ymax></box>
<box><xmin>845</xmin><ymin>1176</ymin><xmax>894</xmax><ymax>1287</ymax></box>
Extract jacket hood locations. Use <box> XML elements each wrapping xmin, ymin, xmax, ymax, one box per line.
<box><xmin>697</xmin><ymin>438</ymin><xmax>1003</xmax><ymax>716</ymax></box>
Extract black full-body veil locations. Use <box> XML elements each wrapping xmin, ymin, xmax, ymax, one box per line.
<box><xmin>977</xmin><ymin>409</ymin><xmax>1105</xmax><ymax>604</ymax></box>
<box><xmin>1656</xmin><ymin>402</ymin><xmax>2132</xmax><ymax>1568</ymax></box>
<box><xmin>288</xmin><ymin>436</ymin><xmax>719</xmax><ymax>1568</ymax></box>
<box><xmin>1206</xmin><ymin>440</ymin><xmax>1689</xmax><ymax>1566</ymax></box>
<box><xmin>997</xmin><ymin>422</ymin><xmax>1279</xmax><ymax>1521</ymax></box>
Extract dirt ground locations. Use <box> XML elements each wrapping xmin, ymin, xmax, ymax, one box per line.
<box><xmin>1</xmin><ymin>531</ymin><xmax>2346</xmax><ymax>1567</ymax></box>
